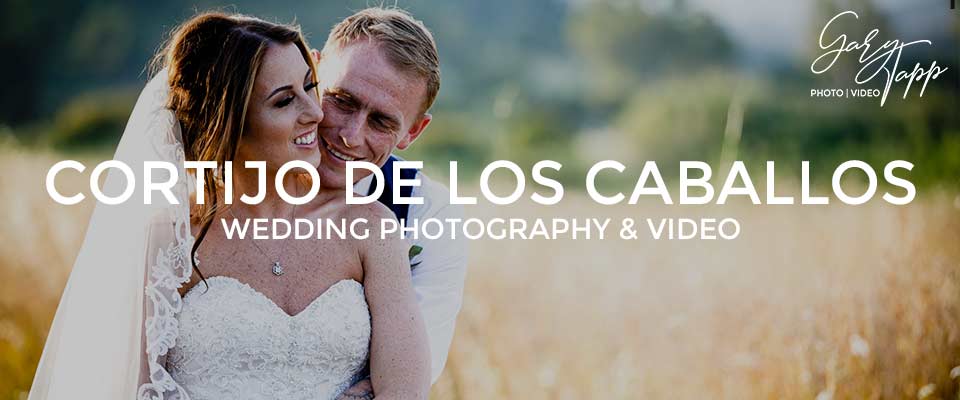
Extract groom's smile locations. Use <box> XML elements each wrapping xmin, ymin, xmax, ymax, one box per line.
<box><xmin>320</xmin><ymin>135</ymin><xmax>363</xmax><ymax>163</ymax></box>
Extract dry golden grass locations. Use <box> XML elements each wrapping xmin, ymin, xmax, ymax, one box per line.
<box><xmin>432</xmin><ymin>194</ymin><xmax>960</xmax><ymax>399</ymax></box>
<box><xmin>1</xmin><ymin>145</ymin><xmax>958</xmax><ymax>399</ymax></box>
<box><xmin>0</xmin><ymin>144</ymin><xmax>95</xmax><ymax>400</ymax></box>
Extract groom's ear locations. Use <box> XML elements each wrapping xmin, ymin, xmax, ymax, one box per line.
<box><xmin>396</xmin><ymin>113</ymin><xmax>431</xmax><ymax>150</ymax></box>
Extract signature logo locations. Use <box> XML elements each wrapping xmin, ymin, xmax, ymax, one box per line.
<box><xmin>810</xmin><ymin>11</ymin><xmax>948</xmax><ymax>107</ymax></box>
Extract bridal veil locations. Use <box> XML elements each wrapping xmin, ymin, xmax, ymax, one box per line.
<box><xmin>29</xmin><ymin>70</ymin><xmax>193</xmax><ymax>400</ymax></box>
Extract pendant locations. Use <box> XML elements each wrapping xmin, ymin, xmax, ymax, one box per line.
<box><xmin>272</xmin><ymin>261</ymin><xmax>284</xmax><ymax>277</ymax></box>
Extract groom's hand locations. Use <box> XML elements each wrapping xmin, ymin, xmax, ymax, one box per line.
<box><xmin>337</xmin><ymin>378</ymin><xmax>374</xmax><ymax>400</ymax></box>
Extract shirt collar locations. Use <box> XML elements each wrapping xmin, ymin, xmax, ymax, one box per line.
<box><xmin>353</xmin><ymin>173</ymin><xmax>374</xmax><ymax>196</ymax></box>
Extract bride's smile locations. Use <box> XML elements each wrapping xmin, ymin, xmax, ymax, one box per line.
<box><xmin>238</xmin><ymin>41</ymin><xmax>324</xmax><ymax>172</ymax></box>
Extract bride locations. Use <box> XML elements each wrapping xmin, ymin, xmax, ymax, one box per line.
<box><xmin>28</xmin><ymin>12</ymin><xmax>429</xmax><ymax>400</ymax></box>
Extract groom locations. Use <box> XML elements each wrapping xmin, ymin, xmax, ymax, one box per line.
<box><xmin>311</xmin><ymin>7</ymin><xmax>467</xmax><ymax>398</ymax></box>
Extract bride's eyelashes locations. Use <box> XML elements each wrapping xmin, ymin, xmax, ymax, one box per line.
<box><xmin>274</xmin><ymin>82</ymin><xmax>320</xmax><ymax>108</ymax></box>
<box><xmin>275</xmin><ymin>96</ymin><xmax>295</xmax><ymax>108</ymax></box>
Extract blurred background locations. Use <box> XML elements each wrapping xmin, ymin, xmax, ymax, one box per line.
<box><xmin>1</xmin><ymin>0</ymin><xmax>959</xmax><ymax>399</ymax></box>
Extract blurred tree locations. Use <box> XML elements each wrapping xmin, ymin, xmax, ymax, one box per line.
<box><xmin>0</xmin><ymin>0</ymin><xmax>85</xmax><ymax>124</ymax></box>
<box><xmin>614</xmin><ymin>70</ymin><xmax>740</xmax><ymax>169</ymax></box>
<box><xmin>65</xmin><ymin>3</ymin><xmax>135</xmax><ymax>76</ymax></box>
<box><xmin>567</xmin><ymin>0</ymin><xmax>735</xmax><ymax>106</ymax></box>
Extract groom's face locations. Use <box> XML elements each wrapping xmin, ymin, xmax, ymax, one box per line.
<box><xmin>313</xmin><ymin>41</ymin><xmax>432</xmax><ymax>189</ymax></box>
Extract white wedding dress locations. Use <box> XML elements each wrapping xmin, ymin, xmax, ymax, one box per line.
<box><xmin>166</xmin><ymin>276</ymin><xmax>371</xmax><ymax>400</ymax></box>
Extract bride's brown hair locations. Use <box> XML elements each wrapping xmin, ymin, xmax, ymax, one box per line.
<box><xmin>153</xmin><ymin>11</ymin><xmax>318</xmax><ymax>277</ymax></box>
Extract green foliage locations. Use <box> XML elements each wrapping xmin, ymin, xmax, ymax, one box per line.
<box><xmin>45</xmin><ymin>89</ymin><xmax>137</xmax><ymax>151</ymax></box>
<box><xmin>66</xmin><ymin>3</ymin><xmax>137</xmax><ymax>75</ymax></box>
<box><xmin>0</xmin><ymin>0</ymin><xmax>956</xmax><ymax>190</ymax></box>
<box><xmin>568</xmin><ymin>1</ymin><xmax>733</xmax><ymax>104</ymax></box>
<box><xmin>738</xmin><ymin>83</ymin><xmax>960</xmax><ymax>188</ymax></box>
<box><xmin>614</xmin><ymin>70</ymin><xmax>741</xmax><ymax>167</ymax></box>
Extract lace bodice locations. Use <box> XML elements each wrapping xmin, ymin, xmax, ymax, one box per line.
<box><xmin>166</xmin><ymin>276</ymin><xmax>371</xmax><ymax>400</ymax></box>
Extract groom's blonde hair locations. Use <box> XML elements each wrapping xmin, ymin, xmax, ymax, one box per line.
<box><xmin>322</xmin><ymin>7</ymin><xmax>440</xmax><ymax>113</ymax></box>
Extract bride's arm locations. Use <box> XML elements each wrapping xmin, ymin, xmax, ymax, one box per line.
<box><xmin>357</xmin><ymin>204</ymin><xmax>431</xmax><ymax>399</ymax></box>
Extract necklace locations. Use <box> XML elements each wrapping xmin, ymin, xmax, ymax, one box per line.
<box><xmin>227</xmin><ymin>189</ymin><xmax>297</xmax><ymax>277</ymax></box>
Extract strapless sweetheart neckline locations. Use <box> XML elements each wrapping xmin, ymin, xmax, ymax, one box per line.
<box><xmin>184</xmin><ymin>276</ymin><xmax>360</xmax><ymax>318</ymax></box>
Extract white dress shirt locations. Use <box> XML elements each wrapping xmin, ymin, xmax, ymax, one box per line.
<box><xmin>354</xmin><ymin>170</ymin><xmax>468</xmax><ymax>384</ymax></box>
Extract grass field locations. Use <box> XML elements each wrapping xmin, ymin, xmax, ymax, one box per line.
<box><xmin>1</xmin><ymin>145</ymin><xmax>959</xmax><ymax>399</ymax></box>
